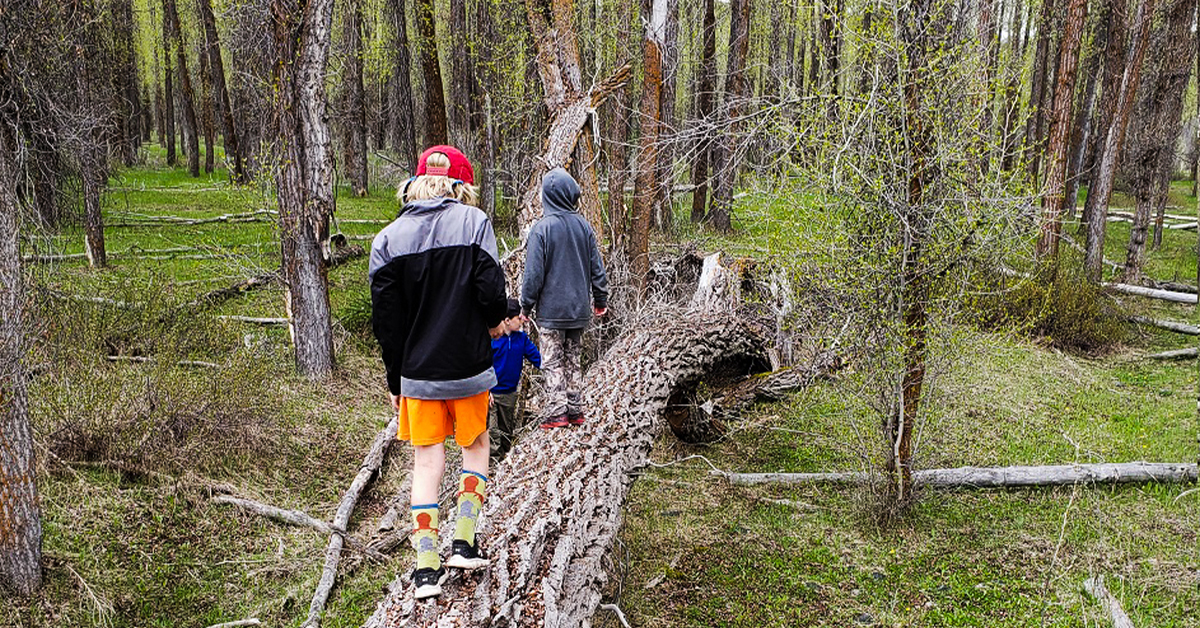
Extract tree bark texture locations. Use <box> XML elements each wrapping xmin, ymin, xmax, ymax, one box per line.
<box><xmin>1063</xmin><ymin>3</ymin><xmax>1108</xmax><ymax>221</ymax></box>
<box><xmin>198</xmin><ymin>0</ymin><xmax>247</xmax><ymax>182</ymax></box>
<box><xmin>1084</xmin><ymin>0</ymin><xmax>1153</xmax><ymax>283</ymax></box>
<box><xmin>689</xmin><ymin>0</ymin><xmax>716</xmax><ymax>224</ymax></box>
<box><xmin>365</xmin><ymin>312</ymin><xmax>770</xmax><ymax>627</ymax></box>
<box><xmin>1024</xmin><ymin>0</ymin><xmax>1058</xmax><ymax>181</ymax></box>
<box><xmin>343</xmin><ymin>0</ymin><xmax>369</xmax><ymax>196</ymax></box>
<box><xmin>0</xmin><ymin>124</ymin><xmax>41</xmax><ymax>598</ymax></box>
<box><xmin>386</xmin><ymin>0</ymin><xmax>417</xmax><ymax>167</ymax></box>
<box><xmin>651</xmin><ymin>0</ymin><xmax>679</xmax><ymax>232</ymax></box>
<box><xmin>199</xmin><ymin>42</ymin><xmax>217</xmax><ymax>174</ymax></box>
<box><xmin>629</xmin><ymin>0</ymin><xmax>669</xmax><ymax>289</ymax></box>
<box><xmin>719</xmin><ymin>461</ymin><xmax>1199</xmax><ymax>487</ymax></box>
<box><xmin>113</xmin><ymin>0</ymin><xmax>140</xmax><ymax>166</ymax></box>
<box><xmin>81</xmin><ymin>141</ymin><xmax>108</xmax><ymax>268</ymax></box>
<box><xmin>163</xmin><ymin>0</ymin><xmax>176</xmax><ymax>166</ymax></box>
<box><xmin>165</xmin><ymin>0</ymin><xmax>201</xmax><ymax>177</ymax></box>
<box><xmin>1034</xmin><ymin>0</ymin><xmax>1088</xmax><ymax>263</ymax></box>
<box><xmin>271</xmin><ymin>0</ymin><xmax>338</xmax><ymax>380</ymax></box>
<box><xmin>414</xmin><ymin>0</ymin><xmax>447</xmax><ymax>147</ymax></box>
<box><xmin>707</xmin><ymin>0</ymin><xmax>752</xmax><ymax>232</ymax></box>
<box><xmin>1122</xmin><ymin>0</ymin><xmax>1195</xmax><ymax>280</ymax></box>
<box><xmin>448</xmin><ymin>0</ymin><xmax>479</xmax><ymax>152</ymax></box>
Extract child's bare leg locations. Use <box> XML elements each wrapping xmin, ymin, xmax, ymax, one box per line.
<box><xmin>462</xmin><ymin>431</ymin><xmax>490</xmax><ymax>477</ymax></box>
<box><xmin>412</xmin><ymin>442</ymin><xmax>446</xmax><ymax>505</ymax></box>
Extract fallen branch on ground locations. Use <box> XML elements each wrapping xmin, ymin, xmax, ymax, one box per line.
<box><xmin>714</xmin><ymin>462</ymin><xmax>1198</xmax><ymax>488</ymax></box>
<box><xmin>105</xmin><ymin>355</ymin><xmax>221</xmax><ymax>368</ymax></box>
<box><xmin>204</xmin><ymin>618</ymin><xmax>262</xmax><ymax>628</ymax></box>
<box><xmin>109</xmin><ymin>209</ymin><xmax>276</xmax><ymax>226</ymax></box>
<box><xmin>301</xmin><ymin>416</ymin><xmax>398</xmax><ymax>628</ymax></box>
<box><xmin>1146</xmin><ymin>348</ymin><xmax>1197</xmax><ymax>360</ymax></box>
<box><xmin>218</xmin><ymin>316</ymin><xmax>289</xmax><ymax>325</ymax></box>
<box><xmin>1145</xmin><ymin>279</ymin><xmax>1198</xmax><ymax>294</ymax></box>
<box><xmin>1103</xmin><ymin>283</ymin><xmax>1198</xmax><ymax>304</ymax></box>
<box><xmin>22</xmin><ymin>246</ymin><xmax>198</xmax><ymax>264</ymax></box>
<box><xmin>1083</xmin><ymin>576</ymin><xmax>1136</xmax><ymax>628</ymax></box>
<box><xmin>212</xmin><ymin>495</ymin><xmax>386</xmax><ymax>561</ymax></box>
<box><xmin>1125</xmin><ymin>316</ymin><xmax>1200</xmax><ymax>335</ymax></box>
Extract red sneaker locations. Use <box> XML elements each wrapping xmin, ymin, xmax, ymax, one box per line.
<box><xmin>540</xmin><ymin>415</ymin><xmax>569</xmax><ymax>429</ymax></box>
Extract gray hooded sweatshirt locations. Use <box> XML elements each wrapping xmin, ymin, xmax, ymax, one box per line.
<box><xmin>521</xmin><ymin>168</ymin><xmax>609</xmax><ymax>329</ymax></box>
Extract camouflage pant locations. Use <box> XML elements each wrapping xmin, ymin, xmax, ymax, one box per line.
<box><xmin>541</xmin><ymin>328</ymin><xmax>583</xmax><ymax>419</ymax></box>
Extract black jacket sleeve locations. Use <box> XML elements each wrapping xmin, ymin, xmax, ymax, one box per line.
<box><xmin>371</xmin><ymin>262</ymin><xmax>408</xmax><ymax>395</ymax></box>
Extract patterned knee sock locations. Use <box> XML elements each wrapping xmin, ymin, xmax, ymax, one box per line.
<box><xmin>411</xmin><ymin>504</ymin><xmax>440</xmax><ymax>571</ymax></box>
<box><xmin>454</xmin><ymin>471</ymin><xmax>487</xmax><ymax>544</ymax></box>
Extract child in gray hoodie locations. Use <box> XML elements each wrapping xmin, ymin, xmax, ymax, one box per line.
<box><xmin>521</xmin><ymin>167</ymin><xmax>609</xmax><ymax>428</ymax></box>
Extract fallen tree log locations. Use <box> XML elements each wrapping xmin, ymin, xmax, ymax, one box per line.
<box><xmin>714</xmin><ymin>462</ymin><xmax>1198</xmax><ymax>488</ymax></box>
<box><xmin>301</xmin><ymin>416</ymin><xmax>397</xmax><ymax>628</ymax></box>
<box><xmin>184</xmin><ymin>244</ymin><xmax>364</xmax><ymax>313</ymax></box>
<box><xmin>1102</xmin><ymin>283</ymin><xmax>1198</xmax><ymax>304</ymax></box>
<box><xmin>1125</xmin><ymin>316</ymin><xmax>1200</xmax><ymax>335</ymax></box>
<box><xmin>1083</xmin><ymin>576</ymin><xmax>1136</xmax><ymax>628</ymax></box>
<box><xmin>1144</xmin><ymin>279</ymin><xmax>1198</xmax><ymax>294</ymax></box>
<box><xmin>109</xmin><ymin>209</ymin><xmax>276</xmax><ymax>226</ymax></box>
<box><xmin>1146</xmin><ymin>348</ymin><xmax>1197</xmax><ymax>360</ymax></box>
<box><xmin>365</xmin><ymin>312</ymin><xmax>770</xmax><ymax>628</ymax></box>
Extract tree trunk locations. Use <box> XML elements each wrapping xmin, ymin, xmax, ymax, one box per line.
<box><xmin>165</xmin><ymin>0</ymin><xmax>200</xmax><ymax>177</ymax></box>
<box><xmin>386</xmin><ymin>0</ymin><xmax>417</xmax><ymax>167</ymax></box>
<box><xmin>1034</xmin><ymin>0</ymin><xmax>1087</xmax><ymax>264</ymax></box>
<box><xmin>689</xmin><ymin>0</ymin><xmax>716</xmax><ymax>224</ymax></box>
<box><xmin>365</xmin><ymin>313</ymin><xmax>770</xmax><ymax>627</ymax></box>
<box><xmin>1024</xmin><ymin>0</ymin><xmax>1057</xmax><ymax>181</ymax></box>
<box><xmin>977</xmin><ymin>0</ymin><xmax>997</xmax><ymax>173</ymax></box>
<box><xmin>1000</xmin><ymin>0</ymin><xmax>1025</xmax><ymax>171</ymax></box>
<box><xmin>0</xmin><ymin>125</ymin><xmax>41</xmax><ymax>598</ymax></box>
<box><xmin>81</xmin><ymin>143</ymin><xmax>108</xmax><ymax>268</ymax></box>
<box><xmin>414</xmin><ymin>0</ymin><xmax>447</xmax><ymax>147</ymax></box>
<box><xmin>629</xmin><ymin>0</ymin><xmax>669</xmax><ymax>287</ymax></box>
<box><xmin>113</xmin><ymin>0</ymin><xmax>140</xmax><ymax>165</ymax></box>
<box><xmin>199</xmin><ymin>42</ymin><xmax>217</xmax><ymax>174</ymax></box>
<box><xmin>272</xmin><ymin>0</ymin><xmax>337</xmax><ymax>380</ymax></box>
<box><xmin>1084</xmin><ymin>0</ymin><xmax>1153</xmax><ymax>283</ymax></box>
<box><xmin>652</xmin><ymin>0</ymin><xmax>679</xmax><ymax>232</ymax></box>
<box><xmin>707</xmin><ymin>0</ymin><xmax>752</xmax><ymax>232</ymax></box>
<box><xmin>1121</xmin><ymin>0</ymin><xmax>1192</xmax><ymax>281</ymax></box>
<box><xmin>163</xmin><ymin>0</ymin><xmax>176</xmax><ymax>166</ymax></box>
<box><xmin>1063</xmin><ymin>4</ymin><xmax>1109</xmax><ymax>221</ymax></box>
<box><xmin>448</xmin><ymin>0</ymin><xmax>478</xmax><ymax>152</ymax></box>
<box><xmin>344</xmin><ymin>0</ymin><xmax>369</xmax><ymax>197</ymax></box>
<box><xmin>198</xmin><ymin>0</ymin><xmax>247</xmax><ymax>183</ymax></box>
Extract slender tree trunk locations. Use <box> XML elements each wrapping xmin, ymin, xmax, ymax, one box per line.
<box><xmin>198</xmin><ymin>0</ymin><xmax>247</xmax><ymax>182</ymax></box>
<box><xmin>1063</xmin><ymin>4</ymin><xmax>1109</xmax><ymax>221</ymax></box>
<box><xmin>1194</xmin><ymin>1</ymin><xmax>1200</xmax><ymax>198</ymax></box>
<box><xmin>344</xmin><ymin>0</ymin><xmax>369</xmax><ymax>196</ymax></box>
<box><xmin>387</xmin><ymin>0</ymin><xmax>417</xmax><ymax>167</ymax></box>
<box><xmin>1025</xmin><ymin>0</ymin><xmax>1057</xmax><ymax>181</ymax></box>
<box><xmin>1084</xmin><ymin>0</ymin><xmax>1155</xmax><ymax>282</ymax></box>
<box><xmin>0</xmin><ymin>130</ymin><xmax>40</xmax><ymax>597</ymax></box>
<box><xmin>708</xmin><ymin>0</ymin><xmax>752</xmax><ymax>232</ymax></box>
<box><xmin>1034</xmin><ymin>0</ymin><xmax>1088</xmax><ymax>263</ymax></box>
<box><xmin>808</xmin><ymin>5</ymin><xmax>821</xmax><ymax>91</ymax></box>
<box><xmin>414</xmin><ymin>0</ymin><xmax>447</xmax><ymax>147</ymax></box>
<box><xmin>113</xmin><ymin>0</ymin><xmax>140</xmax><ymax>165</ymax></box>
<box><xmin>272</xmin><ymin>0</ymin><xmax>337</xmax><ymax>380</ymax></box>
<box><xmin>652</xmin><ymin>0</ymin><xmax>679</xmax><ymax>232</ymax></box>
<box><xmin>163</xmin><ymin>1</ymin><xmax>176</xmax><ymax>166</ymax></box>
<box><xmin>81</xmin><ymin>143</ymin><xmax>108</xmax><ymax>268</ymax></box>
<box><xmin>630</xmin><ymin>0</ymin><xmax>669</xmax><ymax>286</ymax></box>
<box><xmin>1123</xmin><ymin>0</ymin><xmax>1194</xmax><ymax>277</ymax></box>
<box><xmin>474</xmin><ymin>0</ymin><xmax>499</xmax><ymax>218</ymax></box>
<box><xmin>689</xmin><ymin>0</ymin><xmax>716</xmax><ymax>224</ymax></box>
<box><xmin>199</xmin><ymin>44</ymin><xmax>216</xmax><ymax>174</ymax></box>
<box><xmin>449</xmin><ymin>0</ymin><xmax>478</xmax><ymax>152</ymax></box>
<box><xmin>1081</xmin><ymin>0</ymin><xmax>1128</xmax><ymax>234</ymax></box>
<box><xmin>977</xmin><ymin>0</ymin><xmax>997</xmax><ymax>173</ymax></box>
<box><xmin>1000</xmin><ymin>0</ymin><xmax>1025</xmax><ymax>171</ymax></box>
<box><xmin>165</xmin><ymin>0</ymin><xmax>200</xmax><ymax>177</ymax></box>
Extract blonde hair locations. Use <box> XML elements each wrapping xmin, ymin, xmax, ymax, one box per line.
<box><xmin>398</xmin><ymin>151</ymin><xmax>480</xmax><ymax>206</ymax></box>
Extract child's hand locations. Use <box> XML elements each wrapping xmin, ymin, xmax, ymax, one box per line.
<box><xmin>593</xmin><ymin>306</ymin><xmax>607</xmax><ymax>317</ymax></box>
<box><xmin>489</xmin><ymin>325</ymin><xmax>504</xmax><ymax>339</ymax></box>
<box><xmin>388</xmin><ymin>392</ymin><xmax>401</xmax><ymax>412</ymax></box>
<box><xmin>488</xmin><ymin>394</ymin><xmax>495</xmax><ymax>408</ymax></box>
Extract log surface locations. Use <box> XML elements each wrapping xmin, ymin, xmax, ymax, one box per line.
<box><xmin>365</xmin><ymin>312</ymin><xmax>768</xmax><ymax>627</ymax></box>
<box><xmin>718</xmin><ymin>462</ymin><xmax>1198</xmax><ymax>488</ymax></box>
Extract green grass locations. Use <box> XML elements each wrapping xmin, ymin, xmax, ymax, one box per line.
<box><xmin>6</xmin><ymin>153</ymin><xmax>1200</xmax><ymax>627</ymax></box>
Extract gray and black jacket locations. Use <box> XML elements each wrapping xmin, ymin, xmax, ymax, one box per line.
<box><xmin>521</xmin><ymin>168</ymin><xmax>609</xmax><ymax>330</ymax></box>
<box><xmin>369</xmin><ymin>197</ymin><xmax>507</xmax><ymax>400</ymax></box>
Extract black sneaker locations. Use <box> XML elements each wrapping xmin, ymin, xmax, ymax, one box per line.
<box><xmin>413</xmin><ymin>566</ymin><xmax>448</xmax><ymax>599</ymax></box>
<box><xmin>540</xmin><ymin>415</ymin><xmax>569</xmax><ymax>429</ymax></box>
<box><xmin>444</xmin><ymin>539</ymin><xmax>490</xmax><ymax>570</ymax></box>
<box><xmin>567</xmin><ymin>413</ymin><xmax>586</xmax><ymax>426</ymax></box>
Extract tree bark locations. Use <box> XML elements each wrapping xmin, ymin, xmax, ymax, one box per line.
<box><xmin>198</xmin><ymin>0</ymin><xmax>247</xmax><ymax>182</ymax></box>
<box><xmin>629</xmin><ymin>0</ymin><xmax>669</xmax><ymax>288</ymax></box>
<box><xmin>689</xmin><ymin>0</ymin><xmax>716</xmax><ymax>224</ymax></box>
<box><xmin>1084</xmin><ymin>0</ymin><xmax>1154</xmax><ymax>283</ymax></box>
<box><xmin>271</xmin><ymin>0</ymin><xmax>338</xmax><ymax>380</ymax></box>
<box><xmin>0</xmin><ymin>121</ymin><xmax>41</xmax><ymax>598</ymax></box>
<box><xmin>651</xmin><ymin>0</ymin><xmax>679</xmax><ymax>232</ymax></box>
<box><xmin>199</xmin><ymin>41</ymin><xmax>217</xmax><ymax>174</ymax></box>
<box><xmin>81</xmin><ymin>142</ymin><xmax>108</xmax><ymax>268</ymax></box>
<box><xmin>1034</xmin><ymin>0</ymin><xmax>1088</xmax><ymax>264</ymax></box>
<box><xmin>708</xmin><ymin>0</ymin><xmax>752</xmax><ymax>232</ymax></box>
<box><xmin>414</xmin><ymin>0</ymin><xmax>447</xmax><ymax>147</ymax></box>
<box><xmin>163</xmin><ymin>0</ymin><xmax>176</xmax><ymax>166</ymax></box>
<box><xmin>113</xmin><ymin>0</ymin><xmax>140</xmax><ymax>166</ymax></box>
<box><xmin>365</xmin><ymin>312</ymin><xmax>770</xmax><ymax>627</ymax></box>
<box><xmin>718</xmin><ymin>462</ymin><xmax>1199</xmax><ymax>487</ymax></box>
<box><xmin>1063</xmin><ymin>4</ymin><xmax>1108</xmax><ymax>221</ymax></box>
<box><xmin>165</xmin><ymin>0</ymin><xmax>200</xmax><ymax>177</ymax></box>
<box><xmin>343</xmin><ymin>0</ymin><xmax>369</xmax><ymax>196</ymax></box>
<box><xmin>386</xmin><ymin>0</ymin><xmax>417</xmax><ymax>167</ymax></box>
<box><xmin>1024</xmin><ymin>0</ymin><xmax>1058</xmax><ymax>181</ymax></box>
<box><xmin>977</xmin><ymin>0</ymin><xmax>997</xmax><ymax>173</ymax></box>
<box><xmin>1084</xmin><ymin>576</ymin><xmax>1137</xmax><ymax>628</ymax></box>
<box><xmin>1121</xmin><ymin>0</ymin><xmax>1192</xmax><ymax>281</ymax></box>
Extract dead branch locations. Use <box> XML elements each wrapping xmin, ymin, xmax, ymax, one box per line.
<box><xmin>714</xmin><ymin>462</ymin><xmax>1198</xmax><ymax>487</ymax></box>
<box><xmin>218</xmin><ymin>316</ymin><xmax>289</xmax><ymax>325</ymax></box>
<box><xmin>212</xmin><ymin>495</ymin><xmax>386</xmax><ymax>561</ymax></box>
<box><xmin>1103</xmin><ymin>283</ymin><xmax>1198</xmax><ymax>304</ymax></box>
<box><xmin>1146</xmin><ymin>348</ymin><xmax>1197</xmax><ymax>360</ymax></box>
<box><xmin>105</xmin><ymin>355</ymin><xmax>221</xmax><ymax>368</ymax></box>
<box><xmin>204</xmin><ymin>619</ymin><xmax>262</xmax><ymax>628</ymax></box>
<box><xmin>1125</xmin><ymin>316</ymin><xmax>1200</xmax><ymax>335</ymax></box>
<box><xmin>1083</xmin><ymin>576</ymin><xmax>1136</xmax><ymax>628</ymax></box>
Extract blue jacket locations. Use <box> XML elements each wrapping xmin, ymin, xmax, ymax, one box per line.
<box><xmin>491</xmin><ymin>331</ymin><xmax>542</xmax><ymax>394</ymax></box>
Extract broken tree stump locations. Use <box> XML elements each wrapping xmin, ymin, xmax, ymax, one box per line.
<box><xmin>365</xmin><ymin>311</ymin><xmax>770</xmax><ymax>627</ymax></box>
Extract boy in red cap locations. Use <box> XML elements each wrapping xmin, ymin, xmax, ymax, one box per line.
<box><xmin>370</xmin><ymin>146</ymin><xmax>506</xmax><ymax>599</ymax></box>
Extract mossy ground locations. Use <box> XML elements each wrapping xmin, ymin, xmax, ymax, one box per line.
<box><xmin>3</xmin><ymin>147</ymin><xmax>1197</xmax><ymax>627</ymax></box>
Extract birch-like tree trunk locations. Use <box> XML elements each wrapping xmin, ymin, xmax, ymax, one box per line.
<box><xmin>0</xmin><ymin>124</ymin><xmax>41</xmax><ymax>597</ymax></box>
<box><xmin>1084</xmin><ymin>0</ymin><xmax>1154</xmax><ymax>282</ymax></box>
<box><xmin>1034</xmin><ymin>0</ymin><xmax>1087</xmax><ymax>264</ymax></box>
<box><xmin>271</xmin><ymin>0</ymin><xmax>337</xmax><ymax>380</ymax></box>
<box><xmin>343</xmin><ymin>0</ymin><xmax>369</xmax><ymax>196</ymax></box>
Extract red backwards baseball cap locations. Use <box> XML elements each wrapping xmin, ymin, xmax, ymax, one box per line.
<box><xmin>415</xmin><ymin>145</ymin><xmax>475</xmax><ymax>185</ymax></box>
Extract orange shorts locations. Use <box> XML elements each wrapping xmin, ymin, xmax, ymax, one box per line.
<box><xmin>397</xmin><ymin>391</ymin><xmax>489</xmax><ymax>447</ymax></box>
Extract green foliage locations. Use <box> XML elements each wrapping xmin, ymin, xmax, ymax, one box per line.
<box><xmin>973</xmin><ymin>264</ymin><xmax>1127</xmax><ymax>353</ymax></box>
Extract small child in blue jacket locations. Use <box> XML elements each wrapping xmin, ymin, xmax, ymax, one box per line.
<box><xmin>489</xmin><ymin>299</ymin><xmax>541</xmax><ymax>459</ymax></box>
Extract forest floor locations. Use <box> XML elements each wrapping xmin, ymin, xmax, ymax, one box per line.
<box><xmin>2</xmin><ymin>150</ymin><xmax>1198</xmax><ymax>628</ymax></box>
